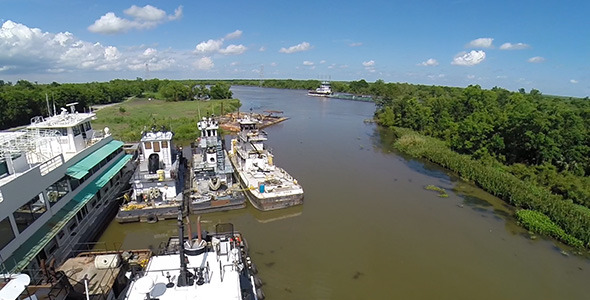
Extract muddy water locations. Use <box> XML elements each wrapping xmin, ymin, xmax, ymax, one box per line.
<box><xmin>98</xmin><ymin>86</ymin><xmax>590</xmax><ymax>299</ymax></box>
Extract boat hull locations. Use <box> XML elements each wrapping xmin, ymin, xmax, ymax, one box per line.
<box><xmin>189</xmin><ymin>192</ymin><xmax>246</xmax><ymax>213</ymax></box>
<box><xmin>229</xmin><ymin>154</ymin><xmax>304</xmax><ymax>211</ymax></box>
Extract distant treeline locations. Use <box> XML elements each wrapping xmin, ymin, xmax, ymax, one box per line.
<box><xmin>0</xmin><ymin>78</ymin><xmax>232</xmax><ymax>130</ymax></box>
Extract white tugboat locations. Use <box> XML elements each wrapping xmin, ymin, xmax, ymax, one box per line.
<box><xmin>189</xmin><ymin>117</ymin><xmax>245</xmax><ymax>213</ymax></box>
<box><xmin>307</xmin><ymin>81</ymin><xmax>333</xmax><ymax>97</ymax></box>
<box><xmin>116</xmin><ymin>128</ymin><xmax>185</xmax><ymax>223</ymax></box>
<box><xmin>0</xmin><ymin>103</ymin><xmax>135</xmax><ymax>277</ymax></box>
<box><xmin>123</xmin><ymin>211</ymin><xmax>264</xmax><ymax>300</ymax></box>
<box><xmin>228</xmin><ymin>116</ymin><xmax>304</xmax><ymax>211</ymax></box>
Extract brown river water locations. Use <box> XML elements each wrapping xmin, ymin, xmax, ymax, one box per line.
<box><xmin>98</xmin><ymin>86</ymin><xmax>590</xmax><ymax>299</ymax></box>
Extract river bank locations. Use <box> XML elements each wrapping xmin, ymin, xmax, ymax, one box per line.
<box><xmin>386</xmin><ymin>126</ymin><xmax>590</xmax><ymax>251</ymax></box>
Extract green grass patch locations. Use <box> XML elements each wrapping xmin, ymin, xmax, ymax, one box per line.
<box><xmin>92</xmin><ymin>97</ymin><xmax>240</xmax><ymax>143</ymax></box>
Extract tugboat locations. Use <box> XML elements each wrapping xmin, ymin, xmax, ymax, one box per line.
<box><xmin>307</xmin><ymin>81</ymin><xmax>333</xmax><ymax>97</ymax></box>
<box><xmin>116</xmin><ymin>128</ymin><xmax>185</xmax><ymax>223</ymax></box>
<box><xmin>228</xmin><ymin>116</ymin><xmax>304</xmax><ymax>211</ymax></box>
<box><xmin>189</xmin><ymin>117</ymin><xmax>246</xmax><ymax>213</ymax></box>
<box><xmin>122</xmin><ymin>211</ymin><xmax>264</xmax><ymax>300</ymax></box>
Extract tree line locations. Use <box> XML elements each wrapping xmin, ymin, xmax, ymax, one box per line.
<box><xmin>0</xmin><ymin>78</ymin><xmax>232</xmax><ymax>130</ymax></box>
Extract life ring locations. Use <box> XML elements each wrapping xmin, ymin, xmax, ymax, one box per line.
<box><xmin>146</xmin><ymin>215</ymin><xmax>158</xmax><ymax>223</ymax></box>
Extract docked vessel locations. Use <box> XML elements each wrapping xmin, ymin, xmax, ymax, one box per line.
<box><xmin>116</xmin><ymin>129</ymin><xmax>185</xmax><ymax>223</ymax></box>
<box><xmin>0</xmin><ymin>103</ymin><xmax>136</xmax><ymax>275</ymax></box>
<box><xmin>189</xmin><ymin>117</ymin><xmax>245</xmax><ymax>213</ymax></box>
<box><xmin>307</xmin><ymin>81</ymin><xmax>333</xmax><ymax>97</ymax></box>
<box><xmin>228</xmin><ymin>116</ymin><xmax>304</xmax><ymax>211</ymax></box>
<box><xmin>1</xmin><ymin>247</ymin><xmax>152</xmax><ymax>300</ymax></box>
<box><xmin>122</xmin><ymin>212</ymin><xmax>264</xmax><ymax>300</ymax></box>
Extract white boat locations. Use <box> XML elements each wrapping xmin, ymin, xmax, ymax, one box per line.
<box><xmin>307</xmin><ymin>81</ymin><xmax>333</xmax><ymax>97</ymax></box>
<box><xmin>189</xmin><ymin>117</ymin><xmax>245</xmax><ymax>213</ymax></box>
<box><xmin>116</xmin><ymin>129</ymin><xmax>185</xmax><ymax>223</ymax></box>
<box><xmin>228</xmin><ymin>116</ymin><xmax>304</xmax><ymax>211</ymax></box>
<box><xmin>123</xmin><ymin>213</ymin><xmax>264</xmax><ymax>300</ymax></box>
<box><xmin>0</xmin><ymin>103</ymin><xmax>136</xmax><ymax>278</ymax></box>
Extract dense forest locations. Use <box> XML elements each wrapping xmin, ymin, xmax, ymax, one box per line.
<box><xmin>0</xmin><ymin>78</ymin><xmax>232</xmax><ymax>129</ymax></box>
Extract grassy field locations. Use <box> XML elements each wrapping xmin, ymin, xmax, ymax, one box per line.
<box><xmin>91</xmin><ymin>97</ymin><xmax>241</xmax><ymax>143</ymax></box>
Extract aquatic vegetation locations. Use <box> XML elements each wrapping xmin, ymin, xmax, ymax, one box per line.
<box><xmin>391</xmin><ymin>127</ymin><xmax>590</xmax><ymax>249</ymax></box>
<box><xmin>425</xmin><ymin>185</ymin><xmax>449</xmax><ymax>197</ymax></box>
<box><xmin>516</xmin><ymin>210</ymin><xmax>584</xmax><ymax>249</ymax></box>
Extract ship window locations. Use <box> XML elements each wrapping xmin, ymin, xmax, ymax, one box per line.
<box><xmin>153</xmin><ymin>142</ymin><xmax>160</xmax><ymax>152</ymax></box>
<box><xmin>144</xmin><ymin>142</ymin><xmax>152</xmax><ymax>149</ymax></box>
<box><xmin>0</xmin><ymin>161</ymin><xmax>8</xmax><ymax>178</ymax></box>
<box><xmin>0</xmin><ymin>217</ymin><xmax>16</xmax><ymax>251</ymax></box>
<box><xmin>57</xmin><ymin>230</ymin><xmax>65</xmax><ymax>240</ymax></box>
<box><xmin>68</xmin><ymin>220</ymin><xmax>78</xmax><ymax>232</ymax></box>
<box><xmin>46</xmin><ymin>176</ymin><xmax>70</xmax><ymax>206</ymax></box>
<box><xmin>73</xmin><ymin>125</ymin><xmax>81</xmax><ymax>136</ymax></box>
<box><xmin>162</xmin><ymin>141</ymin><xmax>168</xmax><ymax>148</ymax></box>
<box><xmin>13</xmin><ymin>194</ymin><xmax>47</xmax><ymax>233</ymax></box>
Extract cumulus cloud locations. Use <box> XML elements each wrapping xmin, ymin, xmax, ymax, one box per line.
<box><xmin>528</xmin><ymin>56</ymin><xmax>545</xmax><ymax>63</ymax></box>
<box><xmin>194</xmin><ymin>57</ymin><xmax>213</xmax><ymax>70</ymax></box>
<box><xmin>88</xmin><ymin>5</ymin><xmax>183</xmax><ymax>34</ymax></box>
<box><xmin>570</xmin><ymin>79</ymin><xmax>578</xmax><ymax>84</ymax></box>
<box><xmin>419</xmin><ymin>58</ymin><xmax>439</xmax><ymax>66</ymax></box>
<box><xmin>195</xmin><ymin>39</ymin><xmax>223</xmax><ymax>53</ymax></box>
<box><xmin>499</xmin><ymin>42</ymin><xmax>530</xmax><ymax>50</ymax></box>
<box><xmin>349</xmin><ymin>42</ymin><xmax>362</xmax><ymax>47</ymax></box>
<box><xmin>259</xmin><ymin>46</ymin><xmax>266</xmax><ymax>52</ymax></box>
<box><xmin>0</xmin><ymin>20</ymin><xmax>184</xmax><ymax>75</ymax></box>
<box><xmin>219</xmin><ymin>44</ymin><xmax>247</xmax><ymax>55</ymax></box>
<box><xmin>0</xmin><ymin>20</ymin><xmax>124</xmax><ymax>72</ymax></box>
<box><xmin>319</xmin><ymin>60</ymin><xmax>326</xmax><ymax>64</ymax></box>
<box><xmin>224</xmin><ymin>30</ymin><xmax>242</xmax><ymax>40</ymax></box>
<box><xmin>303</xmin><ymin>61</ymin><xmax>314</xmax><ymax>66</ymax></box>
<box><xmin>451</xmin><ymin>50</ymin><xmax>486</xmax><ymax>66</ymax></box>
<box><xmin>279</xmin><ymin>42</ymin><xmax>311</xmax><ymax>54</ymax></box>
<box><xmin>362</xmin><ymin>60</ymin><xmax>375</xmax><ymax>67</ymax></box>
<box><xmin>467</xmin><ymin>38</ymin><xmax>494</xmax><ymax>48</ymax></box>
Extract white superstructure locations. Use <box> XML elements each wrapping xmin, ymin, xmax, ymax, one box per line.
<box><xmin>0</xmin><ymin>104</ymin><xmax>135</xmax><ymax>278</ymax></box>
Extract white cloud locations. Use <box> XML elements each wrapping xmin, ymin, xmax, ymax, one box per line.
<box><xmin>0</xmin><ymin>20</ymin><xmax>125</xmax><ymax>72</ymax></box>
<box><xmin>303</xmin><ymin>61</ymin><xmax>314</xmax><ymax>66</ymax></box>
<box><xmin>528</xmin><ymin>56</ymin><xmax>545</xmax><ymax>63</ymax></box>
<box><xmin>88</xmin><ymin>5</ymin><xmax>182</xmax><ymax>34</ymax></box>
<box><xmin>467</xmin><ymin>38</ymin><xmax>494</xmax><ymax>48</ymax></box>
<box><xmin>467</xmin><ymin>74</ymin><xmax>475</xmax><ymax>79</ymax></box>
<box><xmin>419</xmin><ymin>58</ymin><xmax>438</xmax><ymax>66</ymax></box>
<box><xmin>230</xmin><ymin>61</ymin><xmax>239</xmax><ymax>66</ymax></box>
<box><xmin>259</xmin><ymin>46</ymin><xmax>266</xmax><ymax>52</ymax></box>
<box><xmin>362</xmin><ymin>60</ymin><xmax>375</xmax><ymax>67</ymax></box>
<box><xmin>499</xmin><ymin>42</ymin><xmax>530</xmax><ymax>50</ymax></box>
<box><xmin>270</xmin><ymin>62</ymin><xmax>277</xmax><ymax>67</ymax></box>
<box><xmin>195</xmin><ymin>39</ymin><xmax>223</xmax><ymax>53</ymax></box>
<box><xmin>570</xmin><ymin>79</ymin><xmax>578</xmax><ymax>84</ymax></box>
<box><xmin>319</xmin><ymin>60</ymin><xmax>326</xmax><ymax>64</ymax></box>
<box><xmin>224</xmin><ymin>30</ymin><xmax>242</xmax><ymax>40</ymax></box>
<box><xmin>279</xmin><ymin>42</ymin><xmax>311</xmax><ymax>54</ymax></box>
<box><xmin>194</xmin><ymin>57</ymin><xmax>213</xmax><ymax>70</ymax></box>
<box><xmin>88</xmin><ymin>13</ymin><xmax>135</xmax><ymax>34</ymax></box>
<box><xmin>349</xmin><ymin>42</ymin><xmax>362</xmax><ymax>47</ymax></box>
<box><xmin>124</xmin><ymin>5</ymin><xmax>167</xmax><ymax>22</ymax></box>
<box><xmin>219</xmin><ymin>44</ymin><xmax>247</xmax><ymax>55</ymax></box>
<box><xmin>451</xmin><ymin>50</ymin><xmax>486</xmax><ymax>66</ymax></box>
<box><xmin>143</xmin><ymin>48</ymin><xmax>157</xmax><ymax>57</ymax></box>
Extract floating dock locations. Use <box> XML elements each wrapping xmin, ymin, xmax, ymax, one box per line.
<box><xmin>219</xmin><ymin>111</ymin><xmax>288</xmax><ymax>132</ymax></box>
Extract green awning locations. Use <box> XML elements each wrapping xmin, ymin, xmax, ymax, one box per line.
<box><xmin>7</xmin><ymin>154</ymin><xmax>132</xmax><ymax>273</ymax></box>
<box><xmin>66</xmin><ymin>140</ymin><xmax>124</xmax><ymax>179</ymax></box>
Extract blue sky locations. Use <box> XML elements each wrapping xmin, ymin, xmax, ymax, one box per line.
<box><xmin>1</xmin><ymin>0</ymin><xmax>588</xmax><ymax>97</ymax></box>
